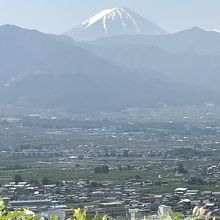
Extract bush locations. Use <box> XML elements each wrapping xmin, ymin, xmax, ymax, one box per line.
<box><xmin>0</xmin><ymin>199</ymin><xmax>111</xmax><ymax>220</ymax></box>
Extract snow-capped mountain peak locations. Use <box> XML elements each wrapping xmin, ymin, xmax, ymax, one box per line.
<box><xmin>212</xmin><ymin>29</ymin><xmax>220</xmax><ymax>33</ymax></box>
<box><xmin>81</xmin><ymin>7</ymin><xmax>141</xmax><ymax>33</ymax></box>
<box><xmin>64</xmin><ymin>7</ymin><xmax>167</xmax><ymax>41</ymax></box>
<box><xmin>81</xmin><ymin>8</ymin><xmax>117</xmax><ymax>29</ymax></box>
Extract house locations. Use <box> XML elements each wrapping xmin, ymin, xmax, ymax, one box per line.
<box><xmin>158</xmin><ymin>205</ymin><xmax>172</xmax><ymax>215</ymax></box>
<box><xmin>174</xmin><ymin>188</ymin><xmax>188</xmax><ymax>195</ymax></box>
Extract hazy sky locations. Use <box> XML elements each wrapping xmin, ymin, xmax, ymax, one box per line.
<box><xmin>0</xmin><ymin>0</ymin><xmax>220</xmax><ymax>34</ymax></box>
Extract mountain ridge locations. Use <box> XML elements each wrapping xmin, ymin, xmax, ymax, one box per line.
<box><xmin>89</xmin><ymin>26</ymin><xmax>220</xmax><ymax>56</ymax></box>
<box><xmin>0</xmin><ymin>24</ymin><xmax>216</xmax><ymax>112</ymax></box>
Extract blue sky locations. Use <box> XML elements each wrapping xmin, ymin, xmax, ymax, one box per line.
<box><xmin>0</xmin><ymin>0</ymin><xmax>220</xmax><ymax>34</ymax></box>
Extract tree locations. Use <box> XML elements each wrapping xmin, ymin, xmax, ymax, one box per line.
<box><xmin>42</xmin><ymin>177</ymin><xmax>51</xmax><ymax>185</ymax></box>
<box><xmin>177</xmin><ymin>163</ymin><xmax>188</xmax><ymax>174</ymax></box>
<box><xmin>102</xmin><ymin>165</ymin><xmax>109</xmax><ymax>173</ymax></box>
<box><xmin>188</xmin><ymin>177</ymin><xmax>204</xmax><ymax>185</ymax></box>
<box><xmin>29</xmin><ymin>179</ymin><xmax>40</xmax><ymax>185</ymax></box>
<box><xmin>89</xmin><ymin>181</ymin><xmax>103</xmax><ymax>188</ymax></box>
<box><xmin>94</xmin><ymin>165</ymin><xmax>109</xmax><ymax>173</ymax></box>
<box><xmin>134</xmin><ymin>175</ymin><xmax>142</xmax><ymax>180</ymax></box>
<box><xmin>14</xmin><ymin>174</ymin><xmax>23</xmax><ymax>183</ymax></box>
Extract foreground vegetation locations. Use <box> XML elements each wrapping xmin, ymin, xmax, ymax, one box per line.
<box><xmin>0</xmin><ymin>200</ymin><xmax>110</xmax><ymax>220</ymax></box>
<box><xmin>0</xmin><ymin>198</ymin><xmax>216</xmax><ymax>220</ymax></box>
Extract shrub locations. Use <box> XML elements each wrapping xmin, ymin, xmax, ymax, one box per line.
<box><xmin>0</xmin><ymin>199</ymin><xmax>111</xmax><ymax>220</ymax></box>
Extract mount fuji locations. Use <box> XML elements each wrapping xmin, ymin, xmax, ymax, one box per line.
<box><xmin>64</xmin><ymin>7</ymin><xmax>167</xmax><ymax>41</ymax></box>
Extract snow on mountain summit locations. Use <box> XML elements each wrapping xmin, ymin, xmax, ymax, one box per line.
<box><xmin>81</xmin><ymin>7</ymin><xmax>140</xmax><ymax>33</ymax></box>
<box><xmin>81</xmin><ymin>8</ymin><xmax>117</xmax><ymax>29</ymax></box>
<box><xmin>64</xmin><ymin>7</ymin><xmax>167</xmax><ymax>41</ymax></box>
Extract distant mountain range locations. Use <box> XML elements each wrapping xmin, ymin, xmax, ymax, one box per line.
<box><xmin>82</xmin><ymin>27</ymin><xmax>220</xmax><ymax>93</ymax></box>
<box><xmin>89</xmin><ymin>27</ymin><xmax>220</xmax><ymax>55</ymax></box>
<box><xmin>64</xmin><ymin>7</ymin><xmax>167</xmax><ymax>41</ymax></box>
<box><xmin>0</xmin><ymin>24</ymin><xmax>217</xmax><ymax>112</ymax></box>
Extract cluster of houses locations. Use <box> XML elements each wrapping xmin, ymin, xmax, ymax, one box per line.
<box><xmin>2</xmin><ymin>179</ymin><xmax>220</xmax><ymax>219</ymax></box>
